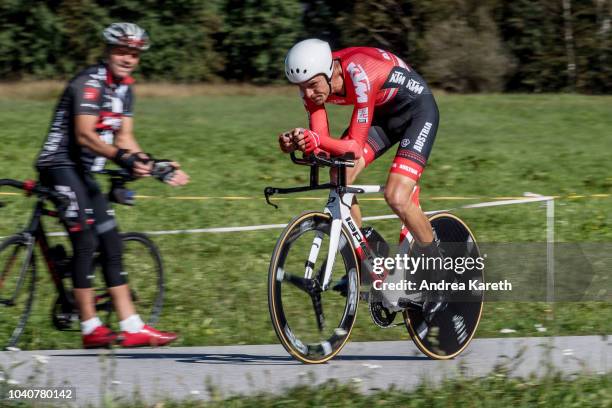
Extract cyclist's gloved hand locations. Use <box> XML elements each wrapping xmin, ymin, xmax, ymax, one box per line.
<box><xmin>151</xmin><ymin>159</ymin><xmax>177</xmax><ymax>183</ymax></box>
<box><xmin>113</xmin><ymin>149</ymin><xmax>152</xmax><ymax>177</ymax></box>
<box><xmin>113</xmin><ymin>148</ymin><xmax>139</xmax><ymax>170</ymax></box>
<box><xmin>299</xmin><ymin>129</ymin><xmax>321</xmax><ymax>154</ymax></box>
<box><xmin>134</xmin><ymin>151</ymin><xmax>152</xmax><ymax>163</ymax></box>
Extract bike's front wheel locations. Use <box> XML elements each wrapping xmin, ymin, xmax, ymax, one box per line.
<box><xmin>268</xmin><ymin>212</ymin><xmax>360</xmax><ymax>364</ymax></box>
<box><xmin>0</xmin><ymin>235</ymin><xmax>36</xmax><ymax>349</ymax></box>
<box><xmin>95</xmin><ymin>232</ymin><xmax>164</xmax><ymax>326</ymax></box>
<box><xmin>403</xmin><ymin>213</ymin><xmax>484</xmax><ymax>359</ymax></box>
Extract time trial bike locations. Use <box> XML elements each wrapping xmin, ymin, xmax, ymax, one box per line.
<box><xmin>264</xmin><ymin>152</ymin><xmax>484</xmax><ymax>363</ymax></box>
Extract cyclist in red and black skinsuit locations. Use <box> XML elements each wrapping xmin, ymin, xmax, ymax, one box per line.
<box><xmin>280</xmin><ymin>40</ymin><xmax>445</xmax><ymax>318</ymax></box>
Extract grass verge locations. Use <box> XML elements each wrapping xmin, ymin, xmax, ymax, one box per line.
<box><xmin>0</xmin><ymin>89</ymin><xmax>610</xmax><ymax>349</ymax></box>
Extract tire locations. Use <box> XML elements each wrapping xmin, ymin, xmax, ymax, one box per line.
<box><xmin>403</xmin><ymin>213</ymin><xmax>484</xmax><ymax>359</ymax></box>
<box><xmin>268</xmin><ymin>212</ymin><xmax>360</xmax><ymax>364</ymax></box>
<box><xmin>96</xmin><ymin>232</ymin><xmax>164</xmax><ymax>326</ymax></box>
<box><xmin>0</xmin><ymin>234</ymin><xmax>36</xmax><ymax>349</ymax></box>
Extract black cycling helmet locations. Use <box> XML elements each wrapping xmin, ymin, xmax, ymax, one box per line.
<box><xmin>103</xmin><ymin>22</ymin><xmax>150</xmax><ymax>51</ymax></box>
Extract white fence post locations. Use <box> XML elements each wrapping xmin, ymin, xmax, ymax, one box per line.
<box><xmin>546</xmin><ymin>198</ymin><xmax>555</xmax><ymax>303</ymax></box>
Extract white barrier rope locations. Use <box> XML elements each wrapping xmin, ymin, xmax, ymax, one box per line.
<box><xmin>8</xmin><ymin>193</ymin><xmax>552</xmax><ymax>238</ymax></box>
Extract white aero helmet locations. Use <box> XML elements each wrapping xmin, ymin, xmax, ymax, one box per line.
<box><xmin>103</xmin><ymin>22</ymin><xmax>150</xmax><ymax>51</ymax></box>
<box><xmin>285</xmin><ymin>39</ymin><xmax>333</xmax><ymax>84</ymax></box>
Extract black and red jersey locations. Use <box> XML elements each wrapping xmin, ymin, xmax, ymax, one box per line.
<box><xmin>304</xmin><ymin>47</ymin><xmax>431</xmax><ymax>159</ymax></box>
<box><xmin>36</xmin><ymin>63</ymin><xmax>134</xmax><ymax>172</ymax></box>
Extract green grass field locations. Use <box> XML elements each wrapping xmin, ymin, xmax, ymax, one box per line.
<box><xmin>0</xmin><ymin>88</ymin><xmax>610</xmax><ymax>350</ymax></box>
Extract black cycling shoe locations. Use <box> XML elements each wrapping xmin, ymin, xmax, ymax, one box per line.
<box><xmin>332</xmin><ymin>274</ymin><xmax>348</xmax><ymax>297</ymax></box>
<box><xmin>422</xmin><ymin>290</ymin><xmax>448</xmax><ymax>323</ymax></box>
<box><xmin>414</xmin><ymin>240</ymin><xmax>448</xmax><ymax>322</ymax></box>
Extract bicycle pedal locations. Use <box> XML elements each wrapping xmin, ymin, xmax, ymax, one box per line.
<box><xmin>397</xmin><ymin>297</ymin><xmax>423</xmax><ymax>310</ymax></box>
<box><xmin>52</xmin><ymin>313</ymin><xmax>77</xmax><ymax>330</ymax></box>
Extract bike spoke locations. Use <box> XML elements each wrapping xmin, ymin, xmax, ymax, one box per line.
<box><xmin>310</xmin><ymin>289</ymin><xmax>325</xmax><ymax>332</ymax></box>
<box><xmin>283</xmin><ymin>273</ymin><xmax>311</xmax><ymax>293</ymax></box>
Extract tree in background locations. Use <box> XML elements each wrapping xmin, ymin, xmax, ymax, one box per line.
<box><xmin>56</xmin><ymin>0</ymin><xmax>109</xmax><ymax>75</ymax></box>
<box><xmin>0</xmin><ymin>0</ymin><xmax>609</xmax><ymax>92</ymax></box>
<box><xmin>335</xmin><ymin>0</ymin><xmax>429</xmax><ymax>67</ymax></box>
<box><xmin>107</xmin><ymin>0</ymin><xmax>225</xmax><ymax>81</ymax></box>
<box><xmin>421</xmin><ymin>3</ymin><xmax>513</xmax><ymax>92</ymax></box>
<box><xmin>0</xmin><ymin>1</ymin><xmax>63</xmax><ymax>79</ymax></box>
<box><xmin>572</xmin><ymin>0</ymin><xmax>612</xmax><ymax>93</ymax></box>
<box><xmin>222</xmin><ymin>0</ymin><xmax>302</xmax><ymax>83</ymax></box>
<box><xmin>497</xmin><ymin>0</ymin><xmax>568</xmax><ymax>92</ymax></box>
<box><xmin>301</xmin><ymin>0</ymin><xmax>350</xmax><ymax>49</ymax></box>
<box><xmin>496</xmin><ymin>0</ymin><xmax>612</xmax><ymax>93</ymax></box>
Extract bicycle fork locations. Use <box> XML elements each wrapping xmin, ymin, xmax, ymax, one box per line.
<box><xmin>303</xmin><ymin>191</ymin><xmax>353</xmax><ymax>288</ymax></box>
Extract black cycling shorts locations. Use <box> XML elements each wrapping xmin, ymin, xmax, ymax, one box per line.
<box><xmin>360</xmin><ymin>93</ymin><xmax>440</xmax><ymax>181</ymax></box>
<box><xmin>38</xmin><ymin>168</ymin><xmax>126</xmax><ymax>288</ymax></box>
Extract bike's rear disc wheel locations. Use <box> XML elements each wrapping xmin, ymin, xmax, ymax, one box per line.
<box><xmin>97</xmin><ymin>232</ymin><xmax>164</xmax><ymax>326</ymax></box>
<box><xmin>0</xmin><ymin>235</ymin><xmax>36</xmax><ymax>349</ymax></box>
<box><xmin>404</xmin><ymin>213</ymin><xmax>484</xmax><ymax>359</ymax></box>
<box><xmin>268</xmin><ymin>212</ymin><xmax>360</xmax><ymax>364</ymax></box>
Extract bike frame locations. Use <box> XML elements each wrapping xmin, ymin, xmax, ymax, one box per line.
<box><xmin>309</xmin><ymin>183</ymin><xmax>420</xmax><ymax>290</ymax></box>
<box><xmin>20</xmin><ymin>199</ymin><xmax>72</xmax><ymax>303</ymax></box>
<box><xmin>0</xmin><ymin>177</ymin><xmax>111</xmax><ymax>311</ymax></box>
<box><xmin>316</xmin><ymin>185</ymin><xmax>382</xmax><ymax>289</ymax></box>
<box><xmin>265</xmin><ymin>153</ymin><xmax>420</xmax><ymax>292</ymax></box>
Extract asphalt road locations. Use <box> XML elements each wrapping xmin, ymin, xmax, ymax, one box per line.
<box><xmin>0</xmin><ymin>335</ymin><xmax>609</xmax><ymax>406</ymax></box>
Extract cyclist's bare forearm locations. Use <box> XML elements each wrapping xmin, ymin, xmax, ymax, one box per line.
<box><xmin>115</xmin><ymin>136</ymin><xmax>144</xmax><ymax>156</ymax></box>
<box><xmin>76</xmin><ymin>129</ymin><xmax>120</xmax><ymax>159</ymax></box>
<box><xmin>115</xmin><ymin>117</ymin><xmax>145</xmax><ymax>155</ymax></box>
<box><xmin>75</xmin><ymin>115</ymin><xmax>120</xmax><ymax>159</ymax></box>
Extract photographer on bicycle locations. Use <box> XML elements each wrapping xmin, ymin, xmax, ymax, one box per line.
<box><xmin>279</xmin><ymin>39</ymin><xmax>446</xmax><ymax>320</ymax></box>
<box><xmin>35</xmin><ymin>23</ymin><xmax>189</xmax><ymax>348</ymax></box>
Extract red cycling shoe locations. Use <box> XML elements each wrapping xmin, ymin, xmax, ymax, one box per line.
<box><xmin>119</xmin><ymin>325</ymin><xmax>178</xmax><ymax>347</ymax></box>
<box><xmin>82</xmin><ymin>325</ymin><xmax>118</xmax><ymax>349</ymax></box>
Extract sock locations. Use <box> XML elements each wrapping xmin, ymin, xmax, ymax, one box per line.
<box><xmin>81</xmin><ymin>317</ymin><xmax>103</xmax><ymax>335</ymax></box>
<box><xmin>119</xmin><ymin>314</ymin><xmax>145</xmax><ymax>333</ymax></box>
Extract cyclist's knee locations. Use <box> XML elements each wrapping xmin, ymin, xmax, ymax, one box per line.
<box><xmin>98</xmin><ymin>229</ymin><xmax>126</xmax><ymax>287</ymax></box>
<box><xmin>384</xmin><ymin>181</ymin><xmax>417</xmax><ymax>214</ymax></box>
<box><xmin>99</xmin><ymin>229</ymin><xmax>123</xmax><ymax>257</ymax></box>
<box><xmin>384</xmin><ymin>189</ymin><xmax>407</xmax><ymax>214</ymax></box>
<box><xmin>69</xmin><ymin>229</ymin><xmax>97</xmax><ymax>288</ymax></box>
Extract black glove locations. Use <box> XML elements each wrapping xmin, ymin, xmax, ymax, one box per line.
<box><xmin>113</xmin><ymin>148</ymin><xmax>139</xmax><ymax>170</ymax></box>
<box><xmin>151</xmin><ymin>159</ymin><xmax>176</xmax><ymax>183</ymax></box>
